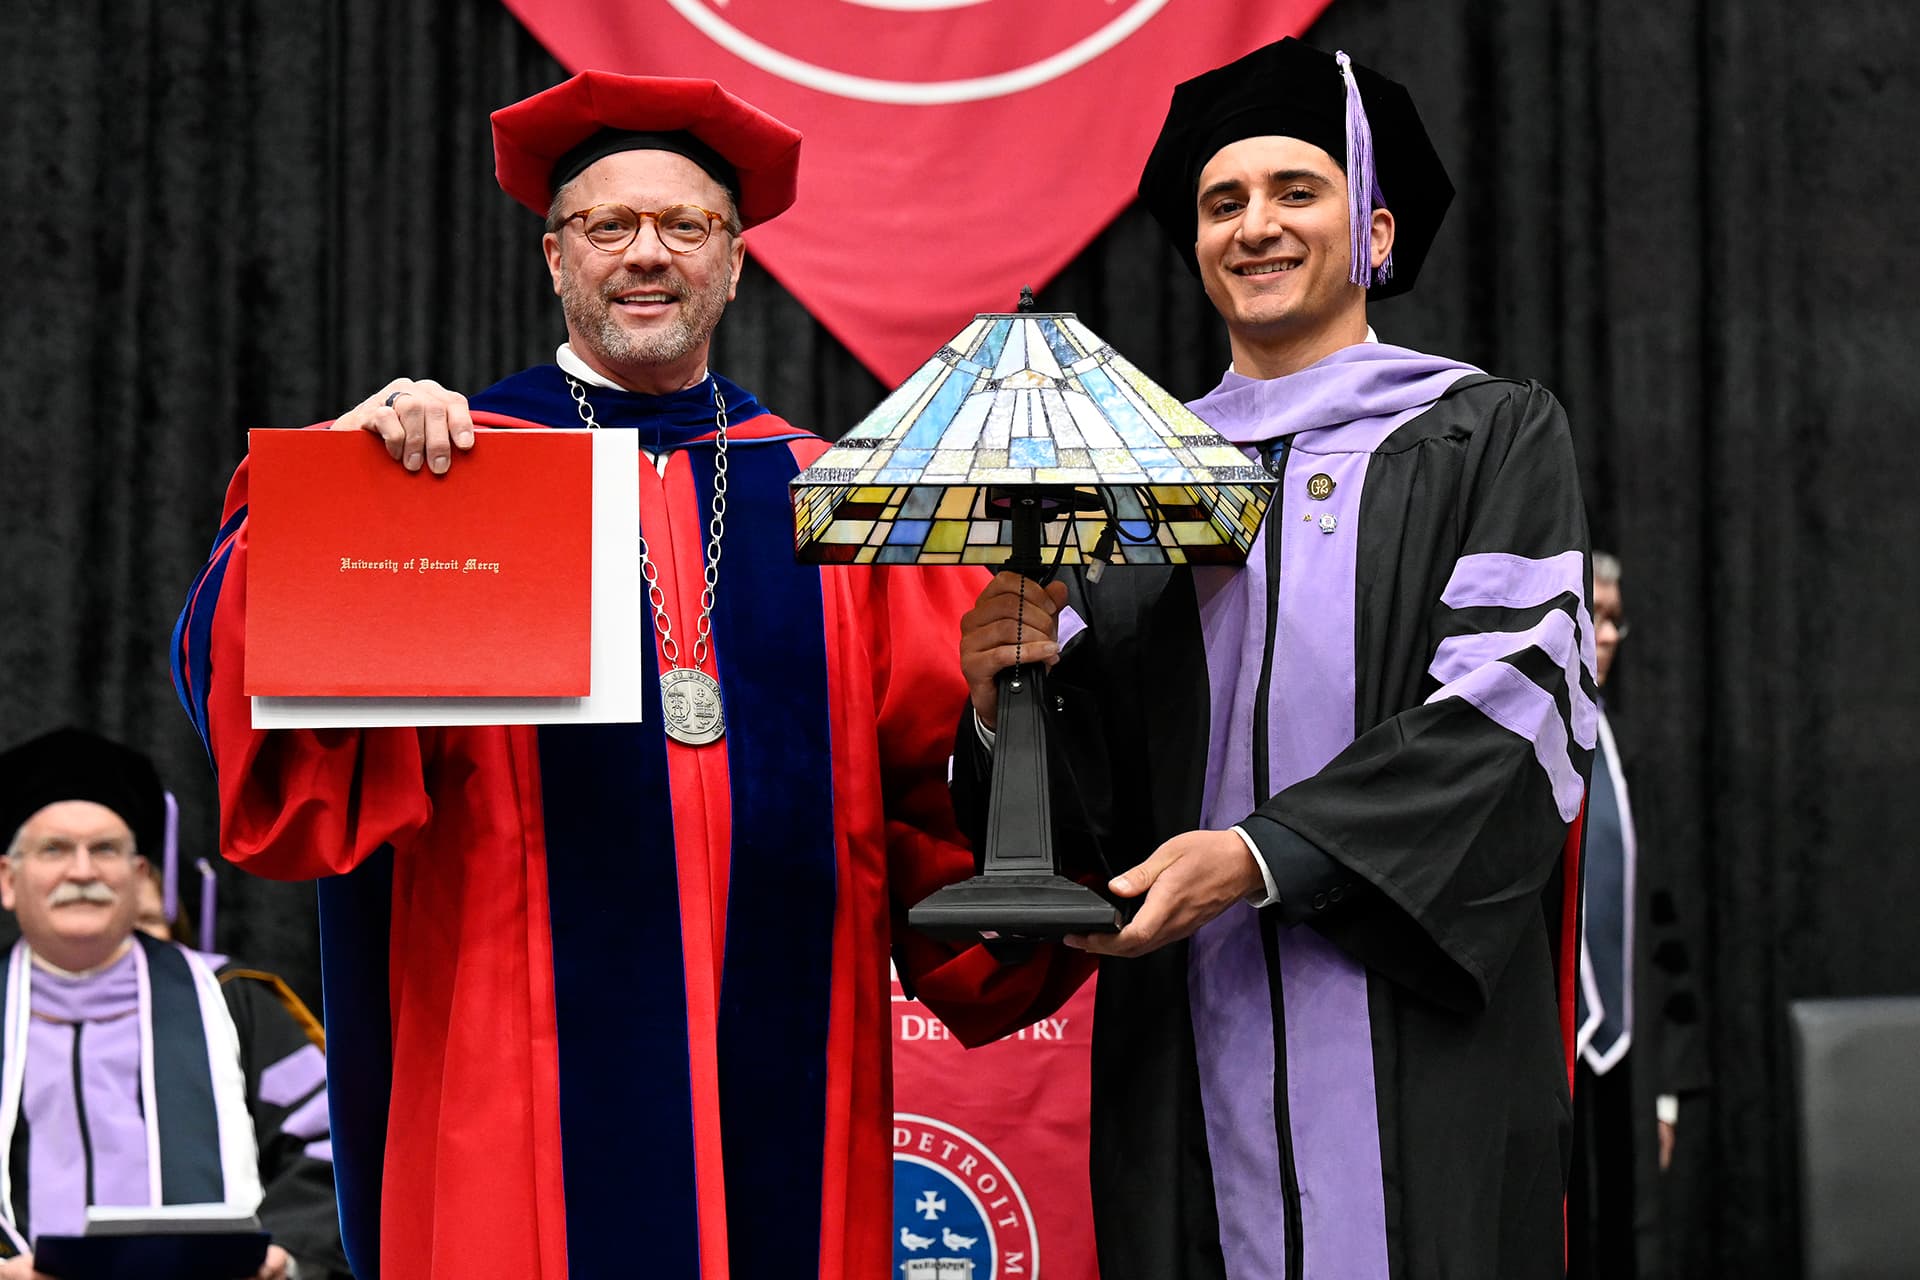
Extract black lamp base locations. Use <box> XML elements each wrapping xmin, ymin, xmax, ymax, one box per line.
<box><xmin>907</xmin><ymin>488</ymin><xmax>1122</xmax><ymax>951</ymax></box>
<box><xmin>907</xmin><ymin>872</ymin><xmax>1120</xmax><ymax>941</ymax></box>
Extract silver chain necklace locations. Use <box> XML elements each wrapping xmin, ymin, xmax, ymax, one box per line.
<box><xmin>568</xmin><ymin>373</ymin><xmax>730</xmax><ymax>746</ymax></box>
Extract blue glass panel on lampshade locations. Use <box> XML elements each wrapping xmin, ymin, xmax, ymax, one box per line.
<box><xmin>791</xmin><ymin>309</ymin><xmax>1275</xmax><ymax>568</ymax></box>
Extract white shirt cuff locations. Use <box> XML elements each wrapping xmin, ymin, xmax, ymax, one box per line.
<box><xmin>1233</xmin><ymin>825</ymin><xmax>1281</xmax><ymax>908</ymax></box>
<box><xmin>977</xmin><ymin>724</ymin><xmax>1278</xmax><ymax>911</ymax></box>
<box><xmin>1656</xmin><ymin>1093</ymin><xmax>1679</xmax><ymax>1126</ymax></box>
<box><xmin>973</xmin><ymin>708</ymin><xmax>997</xmax><ymax>751</ymax></box>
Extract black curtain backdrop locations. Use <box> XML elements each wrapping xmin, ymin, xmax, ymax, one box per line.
<box><xmin>2</xmin><ymin>1</ymin><xmax>1914</xmax><ymax>1274</ymax></box>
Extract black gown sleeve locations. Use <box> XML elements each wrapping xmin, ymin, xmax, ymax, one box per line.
<box><xmin>1244</xmin><ymin>382</ymin><xmax>1594</xmax><ymax>1012</ymax></box>
<box><xmin>221</xmin><ymin>973</ymin><xmax>352</xmax><ymax>1279</ymax></box>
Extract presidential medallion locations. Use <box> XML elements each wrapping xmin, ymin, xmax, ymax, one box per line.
<box><xmin>660</xmin><ymin>668</ymin><xmax>725</xmax><ymax>746</ymax></box>
<box><xmin>569</xmin><ymin>373</ymin><xmax>735</xmax><ymax>750</ymax></box>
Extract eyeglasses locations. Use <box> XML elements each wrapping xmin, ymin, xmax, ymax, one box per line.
<box><xmin>13</xmin><ymin>839</ymin><xmax>138</xmax><ymax>867</ymax></box>
<box><xmin>560</xmin><ymin>203</ymin><xmax>731</xmax><ymax>255</ymax></box>
<box><xmin>1597</xmin><ymin>611</ymin><xmax>1631</xmax><ymax>641</ymax></box>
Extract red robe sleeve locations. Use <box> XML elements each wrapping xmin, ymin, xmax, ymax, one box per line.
<box><xmin>179</xmin><ymin>455</ymin><xmax>433</xmax><ymax>881</ymax></box>
<box><xmin>856</xmin><ymin>563</ymin><xmax>1096</xmax><ymax>1047</ymax></box>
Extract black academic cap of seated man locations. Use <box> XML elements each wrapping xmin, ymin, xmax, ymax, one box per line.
<box><xmin>1137</xmin><ymin>36</ymin><xmax>1453</xmax><ymax>299</ymax></box>
<box><xmin>0</xmin><ymin>727</ymin><xmax>165</xmax><ymax>858</ymax></box>
<box><xmin>492</xmin><ymin>70</ymin><xmax>804</xmax><ymax>228</ymax></box>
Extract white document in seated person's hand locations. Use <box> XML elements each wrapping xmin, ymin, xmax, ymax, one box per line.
<box><xmin>79</xmin><ymin>1203</ymin><xmax>263</xmax><ymax>1235</ymax></box>
<box><xmin>30</xmin><ymin>1203</ymin><xmax>271</xmax><ymax>1280</ymax></box>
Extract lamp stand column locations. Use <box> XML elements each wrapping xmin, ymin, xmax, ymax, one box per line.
<box><xmin>906</xmin><ymin>493</ymin><xmax>1121</xmax><ymax>943</ymax></box>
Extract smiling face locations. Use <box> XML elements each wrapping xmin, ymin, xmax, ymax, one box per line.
<box><xmin>1</xmin><ymin>800</ymin><xmax>145</xmax><ymax>971</ymax></box>
<box><xmin>543</xmin><ymin>149</ymin><xmax>747</xmax><ymax>395</ymax></box>
<box><xmin>1193</xmin><ymin>135</ymin><xmax>1393</xmax><ymax>377</ymax></box>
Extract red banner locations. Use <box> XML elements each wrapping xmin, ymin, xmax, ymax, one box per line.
<box><xmin>499</xmin><ymin>0</ymin><xmax>1331</xmax><ymax>385</ymax></box>
<box><xmin>891</xmin><ymin>967</ymin><xmax>1100</xmax><ymax>1280</ymax></box>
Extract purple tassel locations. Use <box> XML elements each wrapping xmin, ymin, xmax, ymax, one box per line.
<box><xmin>1336</xmin><ymin>51</ymin><xmax>1394</xmax><ymax>289</ymax></box>
<box><xmin>197</xmin><ymin>858</ymin><xmax>217</xmax><ymax>954</ymax></box>
<box><xmin>161</xmin><ymin>791</ymin><xmax>180</xmax><ymax>923</ymax></box>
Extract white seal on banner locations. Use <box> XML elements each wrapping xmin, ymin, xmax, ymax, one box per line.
<box><xmin>892</xmin><ymin>1113</ymin><xmax>1040</xmax><ymax>1278</ymax></box>
<box><xmin>665</xmin><ymin>0</ymin><xmax>1169</xmax><ymax>104</ymax></box>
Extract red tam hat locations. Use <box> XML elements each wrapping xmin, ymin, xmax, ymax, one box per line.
<box><xmin>491</xmin><ymin>72</ymin><xmax>803</xmax><ymax>228</ymax></box>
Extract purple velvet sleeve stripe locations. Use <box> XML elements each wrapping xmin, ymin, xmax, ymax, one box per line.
<box><xmin>1430</xmin><ymin>550</ymin><xmax>1595</xmax><ymax>818</ymax></box>
<box><xmin>1428</xmin><ymin>612</ymin><xmax>1598</xmax><ymax>751</ymax></box>
<box><xmin>281</xmin><ymin>1089</ymin><xmax>330</xmax><ymax>1144</ymax></box>
<box><xmin>1441</xmin><ymin>549</ymin><xmax>1586</xmax><ymax>614</ymax></box>
<box><xmin>302</xmin><ymin>1140</ymin><xmax>332</xmax><ymax>1164</ymax></box>
<box><xmin>1425</xmin><ymin>662</ymin><xmax>1587</xmax><ymax>821</ymax></box>
<box><xmin>258</xmin><ymin>1044</ymin><xmax>326</xmax><ymax>1109</ymax></box>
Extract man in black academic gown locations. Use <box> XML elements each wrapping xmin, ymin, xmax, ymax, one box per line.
<box><xmin>957</xmin><ymin>38</ymin><xmax>1593</xmax><ymax>1280</ymax></box>
<box><xmin>1568</xmin><ymin>553</ymin><xmax>1711</xmax><ymax>1280</ymax></box>
<box><xmin>0</xmin><ymin>729</ymin><xmax>347</xmax><ymax>1280</ymax></box>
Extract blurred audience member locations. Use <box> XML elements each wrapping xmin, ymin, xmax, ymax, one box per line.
<box><xmin>1568</xmin><ymin>554</ymin><xmax>1711</xmax><ymax>1279</ymax></box>
<box><xmin>135</xmin><ymin>864</ymin><xmax>328</xmax><ymax>1057</ymax></box>
<box><xmin>0</xmin><ymin>729</ymin><xmax>347</xmax><ymax>1280</ymax></box>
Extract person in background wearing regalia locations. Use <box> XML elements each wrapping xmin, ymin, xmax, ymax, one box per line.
<box><xmin>1568</xmin><ymin>552</ymin><xmax>1711</xmax><ymax>1280</ymax></box>
<box><xmin>133</xmin><ymin>847</ymin><xmax>329</xmax><ymax>1059</ymax></box>
<box><xmin>957</xmin><ymin>38</ymin><xmax>1593</xmax><ymax>1280</ymax></box>
<box><xmin>172</xmin><ymin>71</ymin><xmax>1081</xmax><ymax>1280</ymax></box>
<box><xmin>0</xmin><ymin>729</ymin><xmax>348</xmax><ymax>1280</ymax></box>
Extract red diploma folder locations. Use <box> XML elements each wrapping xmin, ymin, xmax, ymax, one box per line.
<box><xmin>245</xmin><ymin>427</ymin><xmax>593</xmax><ymax>698</ymax></box>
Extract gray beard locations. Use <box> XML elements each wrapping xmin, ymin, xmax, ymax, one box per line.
<box><xmin>560</xmin><ymin>263</ymin><xmax>733</xmax><ymax>375</ymax></box>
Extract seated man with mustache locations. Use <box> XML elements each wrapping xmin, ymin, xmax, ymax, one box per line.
<box><xmin>0</xmin><ymin>729</ymin><xmax>347</xmax><ymax>1280</ymax></box>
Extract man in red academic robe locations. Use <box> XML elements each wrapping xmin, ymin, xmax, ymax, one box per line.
<box><xmin>173</xmin><ymin>73</ymin><xmax>1082</xmax><ymax>1280</ymax></box>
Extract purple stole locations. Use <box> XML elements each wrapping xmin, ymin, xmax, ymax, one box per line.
<box><xmin>0</xmin><ymin>936</ymin><xmax>259</xmax><ymax>1254</ymax></box>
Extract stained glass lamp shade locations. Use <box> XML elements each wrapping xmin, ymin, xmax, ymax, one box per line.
<box><xmin>791</xmin><ymin>303</ymin><xmax>1275</xmax><ymax>947</ymax></box>
<box><xmin>790</xmin><ymin>309</ymin><xmax>1273</xmax><ymax>572</ymax></box>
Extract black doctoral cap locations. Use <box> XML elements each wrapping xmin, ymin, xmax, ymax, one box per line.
<box><xmin>1137</xmin><ymin>37</ymin><xmax>1453</xmax><ymax>299</ymax></box>
<box><xmin>0</xmin><ymin>727</ymin><xmax>166</xmax><ymax>858</ymax></box>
